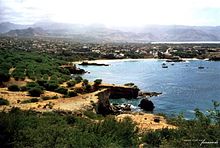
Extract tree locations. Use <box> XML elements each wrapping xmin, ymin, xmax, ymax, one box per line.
<box><xmin>94</xmin><ymin>79</ymin><xmax>102</xmax><ymax>85</ymax></box>
<box><xmin>28</xmin><ymin>87</ymin><xmax>43</xmax><ymax>97</ymax></box>
<box><xmin>8</xmin><ymin>85</ymin><xmax>20</xmax><ymax>91</ymax></box>
<box><xmin>0</xmin><ymin>98</ymin><xmax>9</xmax><ymax>105</ymax></box>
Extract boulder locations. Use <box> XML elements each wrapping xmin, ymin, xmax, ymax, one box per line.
<box><xmin>138</xmin><ymin>99</ymin><xmax>155</xmax><ymax>111</ymax></box>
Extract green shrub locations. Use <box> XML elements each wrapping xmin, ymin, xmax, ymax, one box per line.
<box><xmin>55</xmin><ymin>87</ymin><xmax>68</xmax><ymax>95</ymax></box>
<box><xmin>0</xmin><ymin>98</ymin><xmax>9</xmax><ymax>105</ymax></box>
<box><xmin>94</xmin><ymin>79</ymin><xmax>102</xmax><ymax>85</ymax></box>
<box><xmin>8</xmin><ymin>85</ymin><xmax>20</xmax><ymax>91</ymax></box>
<box><xmin>20</xmin><ymin>86</ymin><xmax>27</xmax><ymax>91</ymax></box>
<box><xmin>82</xmin><ymin>79</ymin><xmax>89</xmax><ymax>86</ymax></box>
<box><xmin>41</xmin><ymin>96</ymin><xmax>51</xmax><ymax>101</ymax></box>
<box><xmin>124</xmin><ymin>82</ymin><xmax>135</xmax><ymax>86</ymax></box>
<box><xmin>51</xmin><ymin>95</ymin><xmax>59</xmax><ymax>99</ymax></box>
<box><xmin>0</xmin><ymin>71</ymin><xmax>10</xmax><ymax>85</ymax></box>
<box><xmin>0</xmin><ymin>109</ymin><xmax>138</xmax><ymax>147</ymax></box>
<box><xmin>21</xmin><ymin>98</ymin><xmax>39</xmax><ymax>104</ymax></box>
<box><xmin>68</xmin><ymin>91</ymin><xmax>77</xmax><ymax>97</ymax></box>
<box><xmin>44</xmin><ymin>81</ymin><xmax>59</xmax><ymax>91</ymax></box>
<box><xmin>28</xmin><ymin>87</ymin><xmax>43</xmax><ymax>97</ymax></box>
<box><xmin>67</xmin><ymin>80</ymin><xmax>76</xmax><ymax>87</ymax></box>
<box><xmin>26</xmin><ymin>82</ymin><xmax>40</xmax><ymax>89</ymax></box>
<box><xmin>75</xmin><ymin>76</ymin><xmax>83</xmax><ymax>83</ymax></box>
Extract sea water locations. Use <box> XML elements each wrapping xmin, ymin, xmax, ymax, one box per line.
<box><xmin>79</xmin><ymin>59</ymin><xmax>220</xmax><ymax>118</ymax></box>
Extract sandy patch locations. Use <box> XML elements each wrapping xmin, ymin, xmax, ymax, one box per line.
<box><xmin>116</xmin><ymin>113</ymin><xmax>176</xmax><ymax>132</ymax></box>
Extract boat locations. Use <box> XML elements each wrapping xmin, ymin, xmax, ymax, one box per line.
<box><xmin>198</xmin><ymin>66</ymin><xmax>204</xmax><ymax>69</ymax></box>
<box><xmin>162</xmin><ymin>63</ymin><xmax>168</xmax><ymax>68</ymax></box>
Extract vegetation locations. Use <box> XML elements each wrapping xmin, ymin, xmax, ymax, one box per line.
<box><xmin>28</xmin><ymin>87</ymin><xmax>43</xmax><ymax>97</ymax></box>
<box><xmin>8</xmin><ymin>85</ymin><xmax>20</xmax><ymax>91</ymax></box>
<box><xmin>68</xmin><ymin>91</ymin><xmax>77</xmax><ymax>97</ymax></box>
<box><xmin>142</xmin><ymin>101</ymin><xmax>220</xmax><ymax>147</ymax></box>
<box><xmin>74</xmin><ymin>76</ymin><xmax>83</xmax><ymax>83</ymax></box>
<box><xmin>0</xmin><ymin>108</ymin><xmax>137</xmax><ymax>147</ymax></box>
<box><xmin>21</xmin><ymin>98</ymin><xmax>39</xmax><ymax>104</ymax></box>
<box><xmin>55</xmin><ymin>87</ymin><xmax>68</xmax><ymax>95</ymax></box>
<box><xmin>0</xmin><ymin>49</ymin><xmax>70</xmax><ymax>83</ymax></box>
<box><xmin>124</xmin><ymin>82</ymin><xmax>135</xmax><ymax>86</ymax></box>
<box><xmin>0</xmin><ymin>98</ymin><xmax>9</xmax><ymax>105</ymax></box>
<box><xmin>94</xmin><ymin>79</ymin><xmax>102</xmax><ymax>85</ymax></box>
<box><xmin>67</xmin><ymin>80</ymin><xmax>76</xmax><ymax>87</ymax></box>
<box><xmin>1</xmin><ymin>103</ymin><xmax>219</xmax><ymax>147</ymax></box>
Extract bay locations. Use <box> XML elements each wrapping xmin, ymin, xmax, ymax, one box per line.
<box><xmin>79</xmin><ymin>59</ymin><xmax>220</xmax><ymax>119</ymax></box>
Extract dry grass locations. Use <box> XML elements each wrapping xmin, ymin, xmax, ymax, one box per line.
<box><xmin>116</xmin><ymin>113</ymin><xmax>176</xmax><ymax>132</ymax></box>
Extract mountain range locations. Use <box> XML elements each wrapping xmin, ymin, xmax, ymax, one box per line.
<box><xmin>1</xmin><ymin>21</ymin><xmax>220</xmax><ymax>42</ymax></box>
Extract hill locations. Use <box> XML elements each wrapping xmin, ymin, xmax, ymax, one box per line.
<box><xmin>1</xmin><ymin>22</ymin><xmax>220</xmax><ymax>42</ymax></box>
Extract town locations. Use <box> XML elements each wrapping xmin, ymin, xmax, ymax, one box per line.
<box><xmin>1</xmin><ymin>36</ymin><xmax>220</xmax><ymax>61</ymax></box>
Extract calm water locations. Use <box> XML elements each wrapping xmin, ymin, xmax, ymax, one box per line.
<box><xmin>79</xmin><ymin>59</ymin><xmax>220</xmax><ymax>118</ymax></box>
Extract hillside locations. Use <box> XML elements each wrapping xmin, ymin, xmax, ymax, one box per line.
<box><xmin>1</xmin><ymin>22</ymin><xmax>220</xmax><ymax>42</ymax></box>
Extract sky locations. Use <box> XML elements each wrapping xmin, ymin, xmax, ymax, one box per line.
<box><xmin>1</xmin><ymin>0</ymin><xmax>220</xmax><ymax>27</ymax></box>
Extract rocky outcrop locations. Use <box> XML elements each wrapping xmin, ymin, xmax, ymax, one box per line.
<box><xmin>139</xmin><ymin>91</ymin><xmax>162</xmax><ymax>97</ymax></box>
<box><xmin>209</xmin><ymin>56</ymin><xmax>220</xmax><ymax>61</ymax></box>
<box><xmin>138</xmin><ymin>99</ymin><xmax>155</xmax><ymax>111</ymax></box>
<box><xmin>60</xmin><ymin>64</ymin><xmax>86</xmax><ymax>74</ymax></box>
<box><xmin>97</xmin><ymin>84</ymin><xmax>139</xmax><ymax>99</ymax></box>
<box><xmin>94</xmin><ymin>88</ymin><xmax>134</xmax><ymax>115</ymax></box>
<box><xmin>95</xmin><ymin>89</ymin><xmax>117</xmax><ymax>115</ymax></box>
<box><xmin>79</xmin><ymin>61</ymin><xmax>109</xmax><ymax>66</ymax></box>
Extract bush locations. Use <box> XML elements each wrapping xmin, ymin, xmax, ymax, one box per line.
<box><xmin>0</xmin><ymin>98</ymin><xmax>9</xmax><ymax>105</ymax></box>
<box><xmin>44</xmin><ymin>81</ymin><xmax>59</xmax><ymax>91</ymax></box>
<box><xmin>94</xmin><ymin>79</ymin><xmax>102</xmax><ymax>85</ymax></box>
<box><xmin>67</xmin><ymin>80</ymin><xmax>76</xmax><ymax>87</ymax></box>
<box><xmin>124</xmin><ymin>83</ymin><xmax>135</xmax><ymax>86</ymax></box>
<box><xmin>82</xmin><ymin>79</ymin><xmax>89</xmax><ymax>86</ymax></box>
<box><xmin>21</xmin><ymin>98</ymin><xmax>39</xmax><ymax>104</ymax></box>
<box><xmin>20</xmin><ymin>86</ymin><xmax>27</xmax><ymax>91</ymax></box>
<box><xmin>55</xmin><ymin>87</ymin><xmax>68</xmax><ymax>95</ymax></box>
<box><xmin>0</xmin><ymin>109</ymin><xmax>138</xmax><ymax>147</ymax></box>
<box><xmin>8</xmin><ymin>85</ymin><xmax>20</xmax><ymax>91</ymax></box>
<box><xmin>0</xmin><ymin>71</ymin><xmax>10</xmax><ymax>85</ymax></box>
<box><xmin>83</xmin><ymin>84</ymin><xmax>92</xmax><ymax>93</ymax></box>
<box><xmin>41</xmin><ymin>96</ymin><xmax>51</xmax><ymax>101</ymax></box>
<box><xmin>75</xmin><ymin>76</ymin><xmax>83</xmax><ymax>83</ymax></box>
<box><xmin>68</xmin><ymin>91</ymin><xmax>77</xmax><ymax>97</ymax></box>
<box><xmin>26</xmin><ymin>82</ymin><xmax>40</xmax><ymax>90</ymax></box>
<box><xmin>28</xmin><ymin>87</ymin><xmax>43</xmax><ymax>97</ymax></box>
<box><xmin>51</xmin><ymin>95</ymin><xmax>59</xmax><ymax>99</ymax></box>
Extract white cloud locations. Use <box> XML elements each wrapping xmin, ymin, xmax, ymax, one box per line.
<box><xmin>1</xmin><ymin>0</ymin><xmax>220</xmax><ymax>26</ymax></box>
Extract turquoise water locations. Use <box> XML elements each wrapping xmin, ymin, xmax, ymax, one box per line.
<box><xmin>79</xmin><ymin>59</ymin><xmax>220</xmax><ymax>118</ymax></box>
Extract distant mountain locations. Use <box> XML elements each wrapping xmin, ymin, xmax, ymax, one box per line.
<box><xmin>3</xmin><ymin>27</ymin><xmax>47</xmax><ymax>37</ymax></box>
<box><xmin>0</xmin><ymin>22</ymin><xmax>28</xmax><ymax>33</ymax></box>
<box><xmin>1</xmin><ymin>21</ymin><xmax>220</xmax><ymax>42</ymax></box>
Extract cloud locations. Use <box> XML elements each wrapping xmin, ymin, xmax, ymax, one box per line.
<box><xmin>1</xmin><ymin>0</ymin><xmax>220</xmax><ymax>26</ymax></box>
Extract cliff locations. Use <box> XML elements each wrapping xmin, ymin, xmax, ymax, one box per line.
<box><xmin>97</xmin><ymin>84</ymin><xmax>139</xmax><ymax>99</ymax></box>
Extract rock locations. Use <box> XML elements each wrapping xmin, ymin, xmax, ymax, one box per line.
<box><xmin>98</xmin><ymin>85</ymin><xmax>140</xmax><ymax>99</ymax></box>
<box><xmin>60</xmin><ymin>64</ymin><xmax>86</xmax><ymax>74</ymax></box>
<box><xmin>79</xmin><ymin>61</ymin><xmax>109</xmax><ymax>66</ymax></box>
<box><xmin>154</xmin><ymin>117</ymin><xmax>160</xmax><ymax>123</ymax></box>
<box><xmin>122</xmin><ymin>104</ymin><xmax>131</xmax><ymax>111</ymax></box>
<box><xmin>139</xmin><ymin>91</ymin><xmax>162</xmax><ymax>97</ymax></box>
<box><xmin>209</xmin><ymin>56</ymin><xmax>220</xmax><ymax>61</ymax></box>
<box><xmin>138</xmin><ymin>99</ymin><xmax>155</xmax><ymax>111</ymax></box>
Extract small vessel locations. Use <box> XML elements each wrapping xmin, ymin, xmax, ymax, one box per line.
<box><xmin>162</xmin><ymin>63</ymin><xmax>168</xmax><ymax>68</ymax></box>
<box><xmin>198</xmin><ymin>66</ymin><xmax>204</xmax><ymax>69</ymax></box>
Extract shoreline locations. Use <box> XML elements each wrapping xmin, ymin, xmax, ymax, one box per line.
<box><xmin>73</xmin><ymin>57</ymin><xmax>210</xmax><ymax>64</ymax></box>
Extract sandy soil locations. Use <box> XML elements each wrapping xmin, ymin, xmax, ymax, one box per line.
<box><xmin>116</xmin><ymin>113</ymin><xmax>176</xmax><ymax>132</ymax></box>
